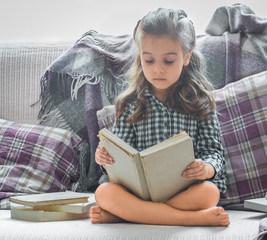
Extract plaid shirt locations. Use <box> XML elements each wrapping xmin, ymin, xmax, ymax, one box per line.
<box><xmin>113</xmin><ymin>87</ymin><xmax>226</xmax><ymax>193</ymax></box>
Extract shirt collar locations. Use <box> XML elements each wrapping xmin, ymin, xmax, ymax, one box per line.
<box><xmin>143</xmin><ymin>86</ymin><xmax>170</xmax><ymax>110</ymax></box>
<box><xmin>144</xmin><ymin>86</ymin><xmax>153</xmax><ymax>97</ymax></box>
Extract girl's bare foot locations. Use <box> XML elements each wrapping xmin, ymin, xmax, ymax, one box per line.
<box><xmin>193</xmin><ymin>207</ymin><xmax>230</xmax><ymax>226</ymax></box>
<box><xmin>90</xmin><ymin>206</ymin><xmax>124</xmax><ymax>224</ymax></box>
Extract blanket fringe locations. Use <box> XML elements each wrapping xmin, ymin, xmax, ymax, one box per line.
<box><xmin>39</xmin><ymin>69</ymin><xmax>128</xmax><ymax>110</ymax></box>
<box><xmin>37</xmin><ymin>107</ymin><xmax>72</xmax><ymax>131</ymax></box>
<box><xmin>71</xmin><ymin>74</ymin><xmax>100</xmax><ymax>101</ymax></box>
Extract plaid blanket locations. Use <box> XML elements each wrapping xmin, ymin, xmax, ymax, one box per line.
<box><xmin>197</xmin><ymin>3</ymin><xmax>267</xmax><ymax>89</ymax></box>
<box><xmin>38</xmin><ymin>31</ymin><xmax>135</xmax><ymax>191</ymax></box>
<box><xmin>38</xmin><ymin>3</ymin><xmax>267</xmax><ymax>192</ymax></box>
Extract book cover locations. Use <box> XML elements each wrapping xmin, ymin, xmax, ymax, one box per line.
<box><xmin>99</xmin><ymin>129</ymin><xmax>196</xmax><ymax>202</ymax></box>
<box><xmin>244</xmin><ymin>195</ymin><xmax>267</xmax><ymax>212</ymax></box>
<box><xmin>10</xmin><ymin>208</ymin><xmax>90</xmax><ymax>222</ymax></box>
<box><xmin>9</xmin><ymin>191</ymin><xmax>91</xmax><ymax>207</ymax></box>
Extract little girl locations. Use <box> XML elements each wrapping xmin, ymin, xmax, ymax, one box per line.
<box><xmin>90</xmin><ymin>8</ymin><xmax>230</xmax><ymax>226</ymax></box>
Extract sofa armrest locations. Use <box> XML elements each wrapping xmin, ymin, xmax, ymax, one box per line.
<box><xmin>0</xmin><ymin>41</ymin><xmax>73</xmax><ymax>124</ymax></box>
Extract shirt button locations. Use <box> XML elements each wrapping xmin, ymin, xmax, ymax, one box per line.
<box><xmin>164</xmin><ymin>133</ymin><xmax>169</xmax><ymax>139</ymax></box>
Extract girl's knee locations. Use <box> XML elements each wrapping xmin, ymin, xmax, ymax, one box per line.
<box><xmin>95</xmin><ymin>182</ymin><xmax>115</xmax><ymax>198</ymax></box>
<box><xmin>199</xmin><ymin>181</ymin><xmax>220</xmax><ymax>207</ymax></box>
<box><xmin>188</xmin><ymin>181</ymin><xmax>220</xmax><ymax>209</ymax></box>
<box><xmin>205</xmin><ymin>181</ymin><xmax>220</xmax><ymax>197</ymax></box>
<box><xmin>95</xmin><ymin>182</ymin><xmax>124</xmax><ymax>206</ymax></box>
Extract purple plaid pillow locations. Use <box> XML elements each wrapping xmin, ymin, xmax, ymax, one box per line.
<box><xmin>0</xmin><ymin>119</ymin><xmax>82</xmax><ymax>209</ymax></box>
<box><xmin>214</xmin><ymin>71</ymin><xmax>267</xmax><ymax>207</ymax></box>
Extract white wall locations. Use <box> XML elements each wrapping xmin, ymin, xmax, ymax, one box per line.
<box><xmin>0</xmin><ymin>0</ymin><xmax>265</xmax><ymax>42</ymax></box>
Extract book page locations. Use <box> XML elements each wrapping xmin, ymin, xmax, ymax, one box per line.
<box><xmin>140</xmin><ymin>131</ymin><xmax>189</xmax><ymax>156</ymax></box>
<box><xmin>32</xmin><ymin>199</ymin><xmax>96</xmax><ymax>213</ymax></box>
<box><xmin>99</xmin><ymin>128</ymin><xmax>137</xmax><ymax>157</ymax></box>
<box><xmin>140</xmin><ymin>137</ymin><xmax>196</xmax><ymax>202</ymax></box>
<box><xmin>100</xmin><ymin>138</ymin><xmax>150</xmax><ymax>201</ymax></box>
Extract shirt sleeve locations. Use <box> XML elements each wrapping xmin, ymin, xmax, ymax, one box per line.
<box><xmin>195</xmin><ymin>112</ymin><xmax>227</xmax><ymax>193</ymax></box>
<box><xmin>112</xmin><ymin>102</ymin><xmax>136</xmax><ymax>148</ymax></box>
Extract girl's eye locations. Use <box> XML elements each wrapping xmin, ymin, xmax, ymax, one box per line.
<box><xmin>145</xmin><ymin>60</ymin><xmax>154</xmax><ymax>64</ymax></box>
<box><xmin>164</xmin><ymin>60</ymin><xmax>174</xmax><ymax>65</ymax></box>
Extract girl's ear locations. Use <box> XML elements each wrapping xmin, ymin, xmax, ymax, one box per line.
<box><xmin>184</xmin><ymin>51</ymin><xmax>192</xmax><ymax>66</ymax></box>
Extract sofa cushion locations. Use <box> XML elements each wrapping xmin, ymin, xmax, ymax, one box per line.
<box><xmin>0</xmin><ymin>119</ymin><xmax>84</xmax><ymax>209</ymax></box>
<box><xmin>214</xmin><ymin>71</ymin><xmax>267</xmax><ymax>207</ymax></box>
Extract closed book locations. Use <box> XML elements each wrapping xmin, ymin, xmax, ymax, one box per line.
<box><xmin>10</xmin><ymin>208</ymin><xmax>90</xmax><ymax>222</ymax></box>
<box><xmin>9</xmin><ymin>191</ymin><xmax>91</xmax><ymax>207</ymax></box>
<box><xmin>99</xmin><ymin>129</ymin><xmax>196</xmax><ymax>202</ymax></box>
<box><xmin>244</xmin><ymin>196</ymin><xmax>267</xmax><ymax>212</ymax></box>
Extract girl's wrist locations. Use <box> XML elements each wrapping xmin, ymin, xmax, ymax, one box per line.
<box><xmin>205</xmin><ymin>163</ymin><xmax>215</xmax><ymax>179</ymax></box>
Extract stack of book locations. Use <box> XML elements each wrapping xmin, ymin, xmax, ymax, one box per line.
<box><xmin>9</xmin><ymin>191</ymin><xmax>96</xmax><ymax>222</ymax></box>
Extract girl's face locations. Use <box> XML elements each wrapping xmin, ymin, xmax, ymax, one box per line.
<box><xmin>140</xmin><ymin>34</ymin><xmax>191</xmax><ymax>101</ymax></box>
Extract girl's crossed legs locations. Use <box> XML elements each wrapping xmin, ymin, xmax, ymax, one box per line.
<box><xmin>90</xmin><ymin>181</ymin><xmax>230</xmax><ymax>226</ymax></box>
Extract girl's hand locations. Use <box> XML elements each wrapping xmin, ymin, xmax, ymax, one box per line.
<box><xmin>95</xmin><ymin>144</ymin><xmax>114</xmax><ymax>166</ymax></box>
<box><xmin>182</xmin><ymin>159</ymin><xmax>215</xmax><ymax>180</ymax></box>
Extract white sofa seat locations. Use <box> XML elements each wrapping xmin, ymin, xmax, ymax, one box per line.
<box><xmin>0</xmin><ymin>209</ymin><xmax>266</xmax><ymax>240</ymax></box>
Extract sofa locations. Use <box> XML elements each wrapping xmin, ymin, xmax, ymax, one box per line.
<box><xmin>1</xmin><ymin>3</ymin><xmax>267</xmax><ymax>240</ymax></box>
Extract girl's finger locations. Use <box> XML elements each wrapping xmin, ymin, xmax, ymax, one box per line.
<box><xmin>100</xmin><ymin>152</ymin><xmax>114</xmax><ymax>163</ymax></box>
<box><xmin>102</xmin><ymin>155</ymin><xmax>114</xmax><ymax>165</ymax></box>
<box><xmin>182</xmin><ymin>161</ymin><xmax>207</xmax><ymax>180</ymax></box>
<box><xmin>95</xmin><ymin>146</ymin><xmax>114</xmax><ymax>165</ymax></box>
<box><xmin>98</xmin><ymin>152</ymin><xmax>114</xmax><ymax>165</ymax></box>
<box><xmin>187</xmin><ymin>159</ymin><xmax>202</xmax><ymax>169</ymax></box>
<box><xmin>185</xmin><ymin>162</ymin><xmax>205</xmax><ymax>174</ymax></box>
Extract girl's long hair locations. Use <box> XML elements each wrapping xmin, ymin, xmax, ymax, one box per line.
<box><xmin>115</xmin><ymin>8</ymin><xmax>215</xmax><ymax>124</ymax></box>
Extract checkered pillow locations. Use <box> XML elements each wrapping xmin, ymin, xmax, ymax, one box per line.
<box><xmin>214</xmin><ymin>71</ymin><xmax>267</xmax><ymax>207</ymax></box>
<box><xmin>97</xmin><ymin>105</ymin><xmax>116</xmax><ymax>131</ymax></box>
<box><xmin>0</xmin><ymin>119</ymin><xmax>83</xmax><ymax>209</ymax></box>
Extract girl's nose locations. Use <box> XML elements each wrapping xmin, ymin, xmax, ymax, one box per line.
<box><xmin>153</xmin><ymin>63</ymin><xmax>165</xmax><ymax>74</ymax></box>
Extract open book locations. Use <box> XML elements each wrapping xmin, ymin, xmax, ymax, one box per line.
<box><xmin>99</xmin><ymin>129</ymin><xmax>196</xmax><ymax>202</ymax></box>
